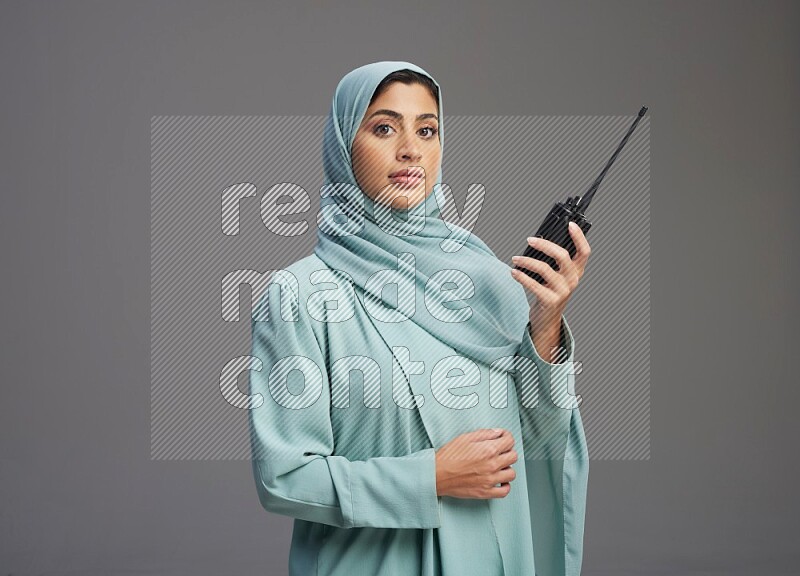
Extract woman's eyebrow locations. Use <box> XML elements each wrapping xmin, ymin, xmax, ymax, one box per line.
<box><xmin>366</xmin><ymin>109</ymin><xmax>439</xmax><ymax>122</ymax></box>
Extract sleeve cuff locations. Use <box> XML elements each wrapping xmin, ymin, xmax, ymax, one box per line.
<box><xmin>348</xmin><ymin>447</ymin><xmax>442</xmax><ymax>529</ymax></box>
<box><xmin>520</xmin><ymin>314</ymin><xmax>579</xmax><ymax>411</ymax></box>
<box><xmin>523</xmin><ymin>313</ymin><xmax>575</xmax><ymax>365</ymax></box>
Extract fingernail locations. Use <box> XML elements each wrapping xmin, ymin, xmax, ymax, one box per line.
<box><xmin>511</xmin><ymin>255</ymin><xmax>520</xmax><ymax>263</ymax></box>
<box><xmin>527</xmin><ymin>236</ymin><xmax>537</xmax><ymax>245</ymax></box>
<box><xmin>569</xmin><ymin>221</ymin><xmax>577</xmax><ymax>230</ymax></box>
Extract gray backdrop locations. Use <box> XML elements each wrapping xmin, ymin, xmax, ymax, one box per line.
<box><xmin>2</xmin><ymin>1</ymin><xmax>798</xmax><ymax>575</ymax></box>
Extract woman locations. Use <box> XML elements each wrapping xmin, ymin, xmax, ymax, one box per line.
<box><xmin>249</xmin><ymin>61</ymin><xmax>590</xmax><ymax>576</ymax></box>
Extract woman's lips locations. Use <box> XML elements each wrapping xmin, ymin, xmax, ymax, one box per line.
<box><xmin>388</xmin><ymin>174</ymin><xmax>424</xmax><ymax>187</ymax></box>
<box><xmin>388</xmin><ymin>168</ymin><xmax>425</xmax><ymax>187</ymax></box>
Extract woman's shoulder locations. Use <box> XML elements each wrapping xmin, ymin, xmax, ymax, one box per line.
<box><xmin>280</xmin><ymin>252</ymin><xmax>328</xmax><ymax>279</ymax></box>
<box><xmin>255</xmin><ymin>252</ymin><xmax>333</xmax><ymax>356</ymax></box>
<box><xmin>275</xmin><ymin>253</ymin><xmax>330</xmax><ymax>299</ymax></box>
<box><xmin>254</xmin><ymin>252</ymin><xmax>336</xmax><ymax>323</ymax></box>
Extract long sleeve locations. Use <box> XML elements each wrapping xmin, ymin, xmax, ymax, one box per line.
<box><xmin>516</xmin><ymin>314</ymin><xmax>589</xmax><ymax>576</ymax></box>
<box><xmin>248</xmin><ymin>282</ymin><xmax>442</xmax><ymax>530</ymax></box>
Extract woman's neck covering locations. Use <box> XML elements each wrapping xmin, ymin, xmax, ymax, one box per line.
<box><xmin>313</xmin><ymin>60</ymin><xmax>530</xmax><ymax>367</ymax></box>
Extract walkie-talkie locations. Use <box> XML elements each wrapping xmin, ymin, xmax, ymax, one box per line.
<box><xmin>514</xmin><ymin>106</ymin><xmax>648</xmax><ymax>283</ymax></box>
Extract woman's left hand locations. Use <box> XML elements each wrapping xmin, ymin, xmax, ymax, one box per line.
<box><xmin>510</xmin><ymin>222</ymin><xmax>592</xmax><ymax>353</ymax></box>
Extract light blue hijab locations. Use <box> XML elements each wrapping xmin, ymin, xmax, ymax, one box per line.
<box><xmin>313</xmin><ymin>61</ymin><xmax>531</xmax><ymax>368</ymax></box>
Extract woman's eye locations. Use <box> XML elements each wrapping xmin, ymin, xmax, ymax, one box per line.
<box><xmin>374</xmin><ymin>124</ymin><xmax>395</xmax><ymax>136</ymax></box>
<box><xmin>419</xmin><ymin>126</ymin><xmax>439</xmax><ymax>138</ymax></box>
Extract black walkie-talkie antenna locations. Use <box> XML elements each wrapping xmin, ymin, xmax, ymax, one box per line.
<box><xmin>514</xmin><ymin>105</ymin><xmax>650</xmax><ymax>283</ymax></box>
<box><xmin>575</xmin><ymin>105</ymin><xmax>648</xmax><ymax>214</ymax></box>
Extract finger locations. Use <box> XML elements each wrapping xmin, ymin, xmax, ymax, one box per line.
<box><xmin>510</xmin><ymin>266</ymin><xmax>562</xmax><ymax>310</ymax></box>
<box><xmin>568</xmin><ymin>221</ymin><xmax>592</xmax><ymax>270</ymax></box>
<box><xmin>486</xmin><ymin>483</ymin><xmax>512</xmax><ymax>498</ymax></box>
<box><xmin>464</xmin><ymin>428</ymin><xmax>505</xmax><ymax>442</ymax></box>
<box><xmin>496</xmin><ymin>449</ymin><xmax>518</xmax><ymax>468</ymax></box>
<box><xmin>510</xmin><ymin>266</ymin><xmax>552</xmax><ymax>303</ymax></box>
<box><xmin>527</xmin><ymin>236</ymin><xmax>572</xmax><ymax>273</ymax></box>
<box><xmin>511</xmin><ymin>255</ymin><xmax>567</xmax><ymax>291</ymax></box>
<box><xmin>487</xmin><ymin>431</ymin><xmax>515</xmax><ymax>454</ymax></box>
<box><xmin>491</xmin><ymin>449</ymin><xmax>518</xmax><ymax>472</ymax></box>
<box><xmin>446</xmin><ymin>429</ymin><xmax>504</xmax><ymax>458</ymax></box>
<box><xmin>491</xmin><ymin>467</ymin><xmax>517</xmax><ymax>486</ymax></box>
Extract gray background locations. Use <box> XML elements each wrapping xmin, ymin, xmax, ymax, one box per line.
<box><xmin>1</xmin><ymin>1</ymin><xmax>797</xmax><ymax>575</ymax></box>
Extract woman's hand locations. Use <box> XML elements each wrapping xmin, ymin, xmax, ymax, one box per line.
<box><xmin>510</xmin><ymin>221</ymin><xmax>592</xmax><ymax>361</ymax></box>
<box><xmin>435</xmin><ymin>428</ymin><xmax>518</xmax><ymax>499</ymax></box>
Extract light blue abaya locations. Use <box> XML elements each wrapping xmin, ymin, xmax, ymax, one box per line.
<box><xmin>249</xmin><ymin>61</ymin><xmax>589</xmax><ymax>576</ymax></box>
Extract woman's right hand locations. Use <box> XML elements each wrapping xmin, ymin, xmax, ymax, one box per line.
<box><xmin>435</xmin><ymin>428</ymin><xmax>518</xmax><ymax>499</ymax></box>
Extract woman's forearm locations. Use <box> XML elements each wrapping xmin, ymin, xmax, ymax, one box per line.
<box><xmin>529</xmin><ymin>311</ymin><xmax>565</xmax><ymax>364</ymax></box>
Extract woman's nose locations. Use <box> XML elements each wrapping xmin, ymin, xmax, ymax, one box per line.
<box><xmin>396</xmin><ymin>133</ymin><xmax>422</xmax><ymax>162</ymax></box>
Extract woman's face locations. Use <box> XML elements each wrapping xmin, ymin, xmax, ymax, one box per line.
<box><xmin>351</xmin><ymin>81</ymin><xmax>441</xmax><ymax>210</ymax></box>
